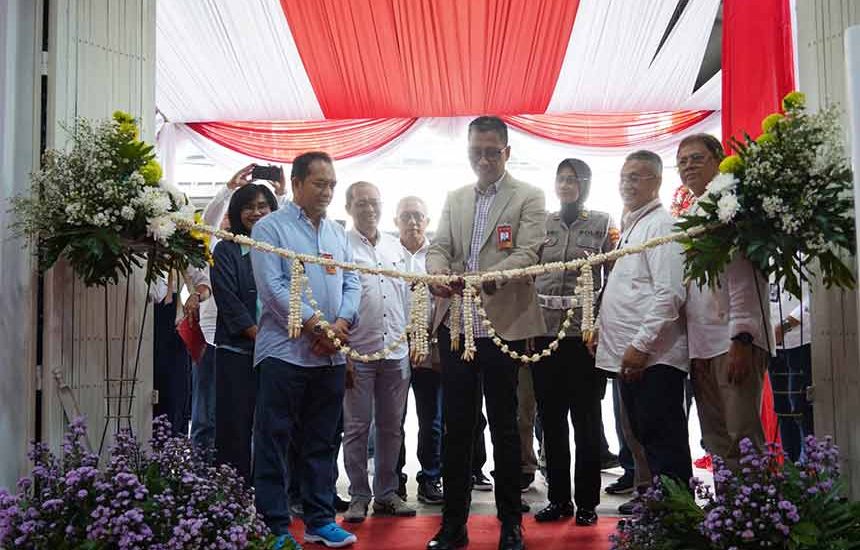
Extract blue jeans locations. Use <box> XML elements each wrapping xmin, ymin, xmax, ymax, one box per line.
<box><xmin>769</xmin><ymin>345</ymin><xmax>814</xmax><ymax>462</ymax></box>
<box><xmin>191</xmin><ymin>344</ymin><xmax>216</xmax><ymax>450</ymax></box>
<box><xmin>397</xmin><ymin>368</ymin><xmax>443</xmax><ymax>482</ymax></box>
<box><xmin>254</xmin><ymin>358</ymin><xmax>345</xmax><ymax>533</ymax></box>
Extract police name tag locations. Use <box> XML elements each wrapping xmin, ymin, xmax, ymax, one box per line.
<box><xmin>496</xmin><ymin>224</ymin><xmax>513</xmax><ymax>250</ymax></box>
<box><xmin>320</xmin><ymin>252</ymin><xmax>337</xmax><ymax>274</ymax></box>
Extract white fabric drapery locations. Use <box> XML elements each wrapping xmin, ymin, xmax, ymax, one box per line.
<box><xmin>156</xmin><ymin>0</ymin><xmax>323</xmax><ymax>123</ymax></box>
<box><xmin>157</xmin><ymin>0</ymin><xmax>722</xmax><ymax>123</ymax></box>
<box><xmin>547</xmin><ymin>0</ymin><xmax>722</xmax><ymax>113</ymax></box>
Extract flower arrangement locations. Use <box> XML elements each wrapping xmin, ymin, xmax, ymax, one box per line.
<box><xmin>676</xmin><ymin>92</ymin><xmax>856</xmax><ymax>298</ymax></box>
<box><xmin>0</xmin><ymin>416</ymin><xmax>283</xmax><ymax>549</ymax></box>
<box><xmin>10</xmin><ymin>111</ymin><xmax>209</xmax><ymax>287</ymax></box>
<box><xmin>611</xmin><ymin>436</ymin><xmax>860</xmax><ymax>550</ymax></box>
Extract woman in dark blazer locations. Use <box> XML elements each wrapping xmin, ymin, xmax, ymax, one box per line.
<box><xmin>212</xmin><ymin>183</ymin><xmax>278</xmax><ymax>481</ymax></box>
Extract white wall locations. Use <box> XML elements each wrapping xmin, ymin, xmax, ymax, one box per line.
<box><xmin>41</xmin><ymin>0</ymin><xmax>157</xmax><ymax>456</ymax></box>
<box><xmin>795</xmin><ymin>0</ymin><xmax>860</xmax><ymax>498</ymax></box>
<box><xmin>0</xmin><ymin>0</ymin><xmax>39</xmax><ymax>491</ymax></box>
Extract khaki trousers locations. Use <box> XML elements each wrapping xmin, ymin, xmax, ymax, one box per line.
<box><xmin>692</xmin><ymin>347</ymin><xmax>767</xmax><ymax>472</ymax></box>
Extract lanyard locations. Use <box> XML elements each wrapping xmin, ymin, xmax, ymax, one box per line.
<box><xmin>617</xmin><ymin>204</ymin><xmax>662</xmax><ymax>251</ymax></box>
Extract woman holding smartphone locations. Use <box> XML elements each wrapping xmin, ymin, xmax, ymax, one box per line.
<box><xmin>212</xmin><ymin>183</ymin><xmax>278</xmax><ymax>481</ymax></box>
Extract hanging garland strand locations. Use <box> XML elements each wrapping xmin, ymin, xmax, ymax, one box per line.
<box><xmin>172</xmin><ymin>216</ymin><xmax>708</xmax><ymax>364</ymax></box>
<box><xmin>173</xmin><ymin>217</ymin><xmax>707</xmax><ymax>286</ymax></box>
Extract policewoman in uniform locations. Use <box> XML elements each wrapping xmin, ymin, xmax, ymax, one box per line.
<box><xmin>531</xmin><ymin>158</ymin><xmax>618</xmax><ymax>526</ymax></box>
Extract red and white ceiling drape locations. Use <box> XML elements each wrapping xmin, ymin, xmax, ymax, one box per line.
<box><xmin>156</xmin><ymin>0</ymin><xmax>723</xmax><ymax>162</ymax></box>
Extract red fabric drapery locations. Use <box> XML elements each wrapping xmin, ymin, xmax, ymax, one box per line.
<box><xmin>279</xmin><ymin>0</ymin><xmax>579</xmax><ymax>119</ymax></box>
<box><xmin>723</xmin><ymin>0</ymin><xmax>796</xmax><ymax>446</ymax></box>
<box><xmin>186</xmin><ymin>118</ymin><xmax>418</xmax><ymax>162</ymax></box>
<box><xmin>722</xmin><ymin>0</ymin><xmax>795</xmax><ymax>149</ymax></box>
<box><xmin>503</xmin><ymin>110</ymin><xmax>715</xmax><ymax>148</ymax></box>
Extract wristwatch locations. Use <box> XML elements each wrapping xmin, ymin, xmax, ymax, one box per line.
<box><xmin>731</xmin><ymin>332</ymin><xmax>754</xmax><ymax>345</ymax></box>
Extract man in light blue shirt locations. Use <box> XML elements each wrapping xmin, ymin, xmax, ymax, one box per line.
<box><xmin>250</xmin><ymin>151</ymin><xmax>360</xmax><ymax>549</ymax></box>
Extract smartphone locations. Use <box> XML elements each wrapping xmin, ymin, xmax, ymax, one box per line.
<box><xmin>251</xmin><ymin>164</ymin><xmax>282</xmax><ymax>182</ymax></box>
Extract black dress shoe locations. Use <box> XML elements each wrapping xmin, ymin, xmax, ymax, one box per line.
<box><xmin>575</xmin><ymin>508</ymin><xmax>598</xmax><ymax>526</ymax></box>
<box><xmin>427</xmin><ymin>523</ymin><xmax>468</xmax><ymax>550</ymax></box>
<box><xmin>498</xmin><ymin>523</ymin><xmax>525</xmax><ymax>550</ymax></box>
<box><xmin>534</xmin><ymin>501</ymin><xmax>574</xmax><ymax>522</ymax></box>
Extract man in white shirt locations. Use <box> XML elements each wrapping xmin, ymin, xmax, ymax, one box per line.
<box><xmin>593</xmin><ymin>150</ymin><xmax>692</xmax><ymax>495</ymax></box>
<box><xmin>677</xmin><ymin>134</ymin><xmax>771</xmax><ymax>472</ymax></box>
<box><xmin>342</xmin><ymin>182</ymin><xmax>416</xmax><ymax>522</ymax></box>
<box><xmin>393</xmin><ymin>196</ymin><xmax>445</xmax><ymax>505</ymax></box>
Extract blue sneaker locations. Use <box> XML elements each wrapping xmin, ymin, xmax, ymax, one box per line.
<box><xmin>304</xmin><ymin>522</ymin><xmax>357</xmax><ymax>548</ymax></box>
<box><xmin>274</xmin><ymin>532</ymin><xmax>303</xmax><ymax>549</ymax></box>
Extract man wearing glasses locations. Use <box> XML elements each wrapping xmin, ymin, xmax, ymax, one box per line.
<box><xmin>591</xmin><ymin>150</ymin><xmax>692</xmax><ymax>507</ymax></box>
<box><xmin>426</xmin><ymin>116</ymin><xmax>546</xmax><ymax>550</ymax></box>
<box><xmin>678</xmin><ymin>134</ymin><xmax>771</xmax><ymax>474</ymax></box>
<box><xmin>394</xmin><ymin>196</ymin><xmax>446</xmax><ymax>506</ymax></box>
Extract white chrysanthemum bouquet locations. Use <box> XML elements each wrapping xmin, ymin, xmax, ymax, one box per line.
<box><xmin>676</xmin><ymin>92</ymin><xmax>855</xmax><ymax>298</ymax></box>
<box><xmin>11</xmin><ymin>111</ymin><xmax>209</xmax><ymax>286</ymax></box>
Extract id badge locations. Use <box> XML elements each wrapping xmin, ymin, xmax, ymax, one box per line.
<box><xmin>496</xmin><ymin>224</ymin><xmax>513</xmax><ymax>250</ymax></box>
<box><xmin>320</xmin><ymin>252</ymin><xmax>337</xmax><ymax>275</ymax></box>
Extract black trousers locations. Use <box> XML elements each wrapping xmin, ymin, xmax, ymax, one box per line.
<box><xmin>215</xmin><ymin>348</ymin><xmax>257</xmax><ymax>483</ymax></box>
<box><xmin>153</xmin><ymin>297</ymin><xmax>191</xmax><ymax>436</ymax></box>
<box><xmin>619</xmin><ymin>365</ymin><xmax>693</xmax><ymax>485</ymax></box>
<box><xmin>438</xmin><ymin>326</ymin><xmax>522</xmax><ymax>526</ymax></box>
<box><xmin>531</xmin><ymin>338</ymin><xmax>602</xmax><ymax>510</ymax></box>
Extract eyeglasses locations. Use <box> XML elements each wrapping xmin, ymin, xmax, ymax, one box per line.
<box><xmin>468</xmin><ymin>147</ymin><xmax>506</xmax><ymax>161</ymax></box>
<box><xmin>398</xmin><ymin>211</ymin><xmax>426</xmax><ymax>223</ymax></box>
<box><xmin>619</xmin><ymin>174</ymin><xmax>657</xmax><ymax>185</ymax></box>
<box><xmin>556</xmin><ymin>175</ymin><xmax>587</xmax><ymax>185</ymax></box>
<box><xmin>676</xmin><ymin>152</ymin><xmax>710</xmax><ymax>169</ymax></box>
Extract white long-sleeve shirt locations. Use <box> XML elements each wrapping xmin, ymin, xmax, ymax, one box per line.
<box><xmin>348</xmin><ymin>229</ymin><xmax>410</xmax><ymax>360</ymax></box>
<box><xmin>686</xmin><ymin>257</ymin><xmax>772</xmax><ymax>359</ymax></box>
<box><xmin>685</xmin><ymin>202</ymin><xmax>773</xmax><ymax>359</ymax></box>
<box><xmin>596</xmin><ymin>199</ymin><xmax>689</xmax><ymax>374</ymax></box>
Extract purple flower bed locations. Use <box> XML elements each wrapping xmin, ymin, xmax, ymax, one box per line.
<box><xmin>611</xmin><ymin>436</ymin><xmax>860</xmax><ymax>550</ymax></box>
<box><xmin>0</xmin><ymin>416</ymin><xmax>282</xmax><ymax>549</ymax></box>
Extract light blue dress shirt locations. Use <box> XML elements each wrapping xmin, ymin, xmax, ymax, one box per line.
<box><xmin>250</xmin><ymin>201</ymin><xmax>361</xmax><ymax>367</ymax></box>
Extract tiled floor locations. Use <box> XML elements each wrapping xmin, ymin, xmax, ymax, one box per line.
<box><xmin>335</xmin><ymin>390</ymin><xmax>714</xmax><ymax>518</ymax></box>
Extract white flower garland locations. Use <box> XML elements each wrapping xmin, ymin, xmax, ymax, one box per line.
<box><xmin>448</xmin><ymin>294</ymin><xmax>462</xmax><ymax>352</ymax></box>
<box><xmin>173</xmin><ymin>217</ymin><xmax>709</xmax><ymax>364</ymax></box>
<box><xmin>408</xmin><ymin>283</ymin><xmax>431</xmax><ymax>364</ymax></box>
<box><xmin>473</xmin><ymin>286</ymin><xmax>575</xmax><ymax>364</ymax></box>
<box><xmin>578</xmin><ymin>264</ymin><xmax>595</xmax><ymax>341</ymax></box>
<box><xmin>288</xmin><ymin>260</ymin><xmax>305</xmax><ymax>339</ymax></box>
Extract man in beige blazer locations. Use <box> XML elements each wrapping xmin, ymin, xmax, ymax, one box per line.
<box><xmin>425</xmin><ymin>116</ymin><xmax>546</xmax><ymax>550</ymax></box>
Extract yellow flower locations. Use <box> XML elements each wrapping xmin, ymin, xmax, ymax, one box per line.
<box><xmin>755</xmin><ymin>133</ymin><xmax>775</xmax><ymax>145</ymax></box>
<box><xmin>118</xmin><ymin>121</ymin><xmax>139</xmax><ymax>140</ymax></box>
<box><xmin>761</xmin><ymin>113</ymin><xmax>785</xmax><ymax>133</ymax></box>
<box><xmin>191</xmin><ymin>211</ymin><xmax>212</xmax><ymax>256</ymax></box>
<box><xmin>113</xmin><ymin>110</ymin><xmax>135</xmax><ymax>124</ymax></box>
<box><xmin>719</xmin><ymin>155</ymin><xmax>744</xmax><ymax>174</ymax></box>
<box><xmin>139</xmin><ymin>159</ymin><xmax>162</xmax><ymax>185</ymax></box>
<box><xmin>782</xmin><ymin>91</ymin><xmax>806</xmax><ymax>111</ymax></box>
